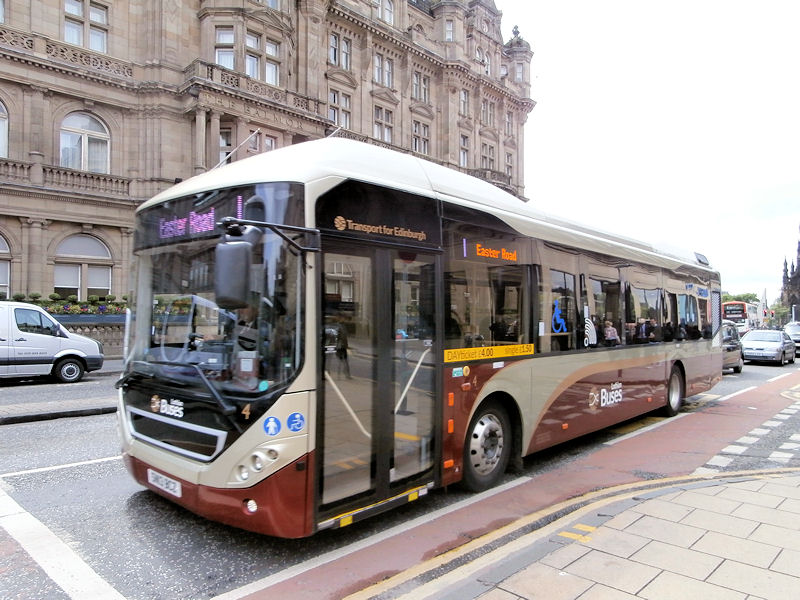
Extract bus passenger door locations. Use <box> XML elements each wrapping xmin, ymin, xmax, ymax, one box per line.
<box><xmin>320</xmin><ymin>243</ymin><xmax>437</xmax><ymax>511</ymax></box>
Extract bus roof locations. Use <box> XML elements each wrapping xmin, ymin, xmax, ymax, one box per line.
<box><xmin>140</xmin><ymin>138</ymin><xmax>717</xmax><ymax>275</ymax></box>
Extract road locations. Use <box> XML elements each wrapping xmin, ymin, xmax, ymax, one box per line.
<box><xmin>1</xmin><ymin>362</ymin><xmax>799</xmax><ymax>599</ymax></box>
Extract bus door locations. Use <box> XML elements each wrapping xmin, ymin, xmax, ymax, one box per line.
<box><xmin>320</xmin><ymin>242</ymin><xmax>437</xmax><ymax>511</ymax></box>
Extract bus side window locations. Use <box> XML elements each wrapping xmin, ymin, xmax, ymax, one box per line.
<box><xmin>548</xmin><ymin>269</ymin><xmax>577</xmax><ymax>352</ymax></box>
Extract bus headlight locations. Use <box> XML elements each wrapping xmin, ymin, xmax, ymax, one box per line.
<box><xmin>244</xmin><ymin>499</ymin><xmax>258</xmax><ymax>513</ymax></box>
<box><xmin>237</xmin><ymin>465</ymin><xmax>249</xmax><ymax>481</ymax></box>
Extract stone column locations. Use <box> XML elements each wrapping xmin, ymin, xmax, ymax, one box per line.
<box><xmin>21</xmin><ymin>217</ymin><xmax>50</xmax><ymax>296</ymax></box>
<box><xmin>208</xmin><ymin>110</ymin><xmax>221</xmax><ymax>169</ymax></box>
<box><xmin>194</xmin><ymin>107</ymin><xmax>207</xmax><ymax>175</ymax></box>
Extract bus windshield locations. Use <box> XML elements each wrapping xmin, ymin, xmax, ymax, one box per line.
<box><xmin>126</xmin><ymin>183</ymin><xmax>305</xmax><ymax>397</ymax></box>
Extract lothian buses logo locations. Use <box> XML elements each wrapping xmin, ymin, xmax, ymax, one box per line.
<box><xmin>334</xmin><ymin>216</ymin><xmax>348</xmax><ymax>231</ymax></box>
<box><xmin>150</xmin><ymin>394</ymin><xmax>185</xmax><ymax>418</ymax></box>
<box><xmin>588</xmin><ymin>382</ymin><xmax>624</xmax><ymax>409</ymax></box>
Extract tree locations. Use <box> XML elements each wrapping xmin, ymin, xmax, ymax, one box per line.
<box><xmin>722</xmin><ymin>292</ymin><xmax>759</xmax><ymax>304</ymax></box>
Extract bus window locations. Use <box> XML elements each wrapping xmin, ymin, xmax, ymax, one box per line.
<box><xmin>443</xmin><ymin>224</ymin><xmax>529</xmax><ymax>350</ymax></box>
<box><xmin>677</xmin><ymin>294</ymin><xmax>701</xmax><ymax>340</ymax></box>
<box><xmin>588</xmin><ymin>277</ymin><xmax>622</xmax><ymax>348</ymax></box>
<box><xmin>625</xmin><ymin>284</ymin><xmax>662</xmax><ymax>344</ymax></box>
<box><xmin>488</xmin><ymin>265</ymin><xmax>527</xmax><ymax>344</ymax></box>
<box><xmin>548</xmin><ymin>269</ymin><xmax>576</xmax><ymax>352</ymax></box>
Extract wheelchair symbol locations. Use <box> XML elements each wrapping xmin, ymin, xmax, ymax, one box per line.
<box><xmin>552</xmin><ymin>299</ymin><xmax>567</xmax><ymax>334</ymax></box>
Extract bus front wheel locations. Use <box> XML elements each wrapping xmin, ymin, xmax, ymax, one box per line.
<box><xmin>662</xmin><ymin>367</ymin><xmax>684</xmax><ymax>417</ymax></box>
<box><xmin>462</xmin><ymin>401</ymin><xmax>511</xmax><ymax>492</ymax></box>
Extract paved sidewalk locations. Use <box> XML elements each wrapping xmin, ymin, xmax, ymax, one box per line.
<box><xmin>354</xmin><ymin>471</ymin><xmax>800</xmax><ymax>600</ymax></box>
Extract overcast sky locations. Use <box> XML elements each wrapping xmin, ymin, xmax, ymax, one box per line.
<box><xmin>497</xmin><ymin>1</ymin><xmax>800</xmax><ymax>303</ymax></box>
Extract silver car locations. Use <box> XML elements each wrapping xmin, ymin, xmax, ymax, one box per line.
<box><xmin>741</xmin><ymin>329</ymin><xmax>796</xmax><ymax>365</ymax></box>
<box><xmin>785</xmin><ymin>322</ymin><xmax>800</xmax><ymax>357</ymax></box>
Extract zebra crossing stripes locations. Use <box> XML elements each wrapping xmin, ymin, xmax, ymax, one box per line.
<box><xmin>693</xmin><ymin>398</ymin><xmax>800</xmax><ymax>475</ymax></box>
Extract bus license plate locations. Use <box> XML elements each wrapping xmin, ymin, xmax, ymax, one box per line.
<box><xmin>147</xmin><ymin>468</ymin><xmax>182</xmax><ymax>498</ymax></box>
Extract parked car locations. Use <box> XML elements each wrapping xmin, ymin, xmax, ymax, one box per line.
<box><xmin>741</xmin><ymin>329</ymin><xmax>796</xmax><ymax>365</ymax></box>
<box><xmin>0</xmin><ymin>301</ymin><xmax>104</xmax><ymax>382</ymax></box>
<box><xmin>784</xmin><ymin>322</ymin><xmax>800</xmax><ymax>357</ymax></box>
<box><xmin>720</xmin><ymin>319</ymin><xmax>744</xmax><ymax>373</ymax></box>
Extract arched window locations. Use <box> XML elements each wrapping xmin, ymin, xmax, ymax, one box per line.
<box><xmin>378</xmin><ymin>0</ymin><xmax>393</xmax><ymax>25</ymax></box>
<box><xmin>59</xmin><ymin>112</ymin><xmax>110</xmax><ymax>173</ymax></box>
<box><xmin>0</xmin><ymin>101</ymin><xmax>7</xmax><ymax>158</ymax></box>
<box><xmin>0</xmin><ymin>234</ymin><xmax>9</xmax><ymax>300</ymax></box>
<box><xmin>54</xmin><ymin>234</ymin><xmax>112</xmax><ymax>301</ymax></box>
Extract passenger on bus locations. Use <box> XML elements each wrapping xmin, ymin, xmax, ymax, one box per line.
<box><xmin>603</xmin><ymin>320</ymin><xmax>619</xmax><ymax>346</ymax></box>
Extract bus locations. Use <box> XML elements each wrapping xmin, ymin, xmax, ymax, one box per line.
<box><xmin>117</xmin><ymin>138</ymin><xmax>723</xmax><ymax>538</ymax></box>
<box><xmin>722</xmin><ymin>301</ymin><xmax>759</xmax><ymax>335</ymax></box>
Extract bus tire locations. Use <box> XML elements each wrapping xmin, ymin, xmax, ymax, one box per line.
<box><xmin>462</xmin><ymin>401</ymin><xmax>511</xmax><ymax>492</ymax></box>
<box><xmin>662</xmin><ymin>367</ymin><xmax>684</xmax><ymax>417</ymax></box>
<box><xmin>53</xmin><ymin>358</ymin><xmax>85</xmax><ymax>383</ymax></box>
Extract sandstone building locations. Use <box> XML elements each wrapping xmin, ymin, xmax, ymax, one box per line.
<box><xmin>0</xmin><ymin>0</ymin><xmax>533</xmax><ymax>302</ymax></box>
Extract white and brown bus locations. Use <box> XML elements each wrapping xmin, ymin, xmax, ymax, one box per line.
<box><xmin>117</xmin><ymin>138</ymin><xmax>723</xmax><ymax>538</ymax></box>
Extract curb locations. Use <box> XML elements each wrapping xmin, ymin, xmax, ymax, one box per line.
<box><xmin>346</xmin><ymin>467</ymin><xmax>800</xmax><ymax>600</ymax></box>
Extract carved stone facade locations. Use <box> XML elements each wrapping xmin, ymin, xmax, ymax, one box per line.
<box><xmin>0</xmin><ymin>0</ymin><xmax>533</xmax><ymax>301</ymax></box>
<box><xmin>782</xmin><ymin>226</ymin><xmax>800</xmax><ymax>313</ymax></box>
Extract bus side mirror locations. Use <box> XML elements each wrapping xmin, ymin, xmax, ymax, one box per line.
<box><xmin>214</xmin><ymin>225</ymin><xmax>262</xmax><ymax>309</ymax></box>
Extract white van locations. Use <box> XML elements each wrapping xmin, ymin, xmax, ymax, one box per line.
<box><xmin>0</xmin><ymin>301</ymin><xmax>104</xmax><ymax>383</ymax></box>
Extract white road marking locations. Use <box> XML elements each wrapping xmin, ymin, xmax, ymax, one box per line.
<box><xmin>0</xmin><ymin>486</ymin><xmax>126</xmax><ymax>599</ymax></box>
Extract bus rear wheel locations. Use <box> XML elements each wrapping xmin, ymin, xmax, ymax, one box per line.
<box><xmin>662</xmin><ymin>367</ymin><xmax>684</xmax><ymax>417</ymax></box>
<box><xmin>462</xmin><ymin>401</ymin><xmax>511</xmax><ymax>492</ymax></box>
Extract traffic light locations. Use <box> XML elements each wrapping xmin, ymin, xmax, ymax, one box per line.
<box><xmin>771</xmin><ymin>310</ymin><xmax>775</xmax><ymax>318</ymax></box>
<box><xmin>764</xmin><ymin>309</ymin><xmax>768</xmax><ymax>317</ymax></box>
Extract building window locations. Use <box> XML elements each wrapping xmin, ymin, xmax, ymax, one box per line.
<box><xmin>341</xmin><ymin>37</ymin><xmax>351</xmax><ymax>70</ymax></box>
<box><xmin>0</xmin><ymin>0</ymin><xmax>4</xmax><ymax>23</ymax></box>
<box><xmin>459</xmin><ymin>89</ymin><xmax>469</xmax><ymax>116</ymax></box>
<box><xmin>0</xmin><ymin>101</ymin><xmax>7</xmax><ymax>158</ymax></box>
<box><xmin>329</xmin><ymin>33</ymin><xmax>338</xmax><ymax>64</ymax></box>
<box><xmin>505</xmin><ymin>111</ymin><xmax>513</xmax><ymax>135</ymax></box>
<box><xmin>60</xmin><ymin>112</ymin><xmax>109</xmax><ymax>173</ymax></box>
<box><xmin>445</xmin><ymin>19</ymin><xmax>454</xmax><ymax>42</ymax></box>
<box><xmin>412</xmin><ymin>72</ymin><xmax>430</xmax><ymax>103</ymax></box>
<box><xmin>245</xmin><ymin>32</ymin><xmax>261</xmax><ymax>78</ymax></box>
<box><xmin>374</xmin><ymin>106</ymin><xmax>393</xmax><ymax>143</ymax></box>
<box><xmin>263</xmin><ymin>135</ymin><xmax>276</xmax><ymax>152</ymax></box>
<box><xmin>412</xmin><ymin>120</ymin><xmax>429</xmax><ymax>155</ymax></box>
<box><xmin>374</xmin><ymin>53</ymin><xmax>394</xmax><ymax>88</ymax></box>
<box><xmin>215</xmin><ymin>26</ymin><xmax>234</xmax><ymax>69</ymax></box>
<box><xmin>265</xmin><ymin>40</ymin><xmax>279</xmax><ymax>85</ymax></box>
<box><xmin>0</xmin><ymin>234</ymin><xmax>9</xmax><ymax>300</ymax></box>
<box><xmin>219</xmin><ymin>128</ymin><xmax>232</xmax><ymax>165</ymax></box>
<box><xmin>480</xmin><ymin>99</ymin><xmax>495</xmax><ymax>126</ymax></box>
<box><xmin>329</xmin><ymin>34</ymin><xmax>352</xmax><ymax>69</ymax></box>
<box><xmin>459</xmin><ymin>135</ymin><xmax>469</xmax><ymax>167</ymax></box>
<box><xmin>245</xmin><ymin>53</ymin><xmax>259</xmax><ymax>78</ymax></box>
<box><xmin>64</xmin><ymin>1</ymin><xmax>108</xmax><ymax>53</ymax></box>
<box><xmin>329</xmin><ymin>89</ymin><xmax>351</xmax><ymax>129</ymax></box>
<box><xmin>505</xmin><ymin>152</ymin><xmax>513</xmax><ymax>177</ymax></box>
<box><xmin>55</xmin><ymin>234</ymin><xmax>112</xmax><ymax>301</ymax></box>
<box><xmin>378</xmin><ymin>0</ymin><xmax>394</xmax><ymax>26</ymax></box>
<box><xmin>481</xmin><ymin>143</ymin><xmax>495</xmax><ymax>170</ymax></box>
<box><xmin>515</xmin><ymin>63</ymin><xmax>523</xmax><ymax>82</ymax></box>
